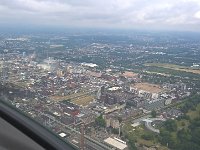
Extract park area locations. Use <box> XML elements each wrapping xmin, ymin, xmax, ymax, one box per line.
<box><xmin>122</xmin><ymin>122</ymin><xmax>168</xmax><ymax>150</ymax></box>
<box><xmin>122</xmin><ymin>94</ymin><xmax>200</xmax><ymax>149</ymax></box>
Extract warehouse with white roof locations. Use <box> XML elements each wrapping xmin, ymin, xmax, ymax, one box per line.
<box><xmin>104</xmin><ymin>137</ymin><xmax>128</xmax><ymax>150</ymax></box>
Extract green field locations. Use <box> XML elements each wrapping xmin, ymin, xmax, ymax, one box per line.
<box><xmin>52</xmin><ymin>92</ymin><xmax>95</xmax><ymax>106</ymax></box>
<box><xmin>72</xmin><ymin>95</ymin><xmax>94</xmax><ymax>106</ymax></box>
<box><xmin>145</xmin><ymin>63</ymin><xmax>200</xmax><ymax>74</ymax></box>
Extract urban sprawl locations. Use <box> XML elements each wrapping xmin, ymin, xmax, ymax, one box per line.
<box><xmin>1</xmin><ymin>32</ymin><xmax>200</xmax><ymax>150</ymax></box>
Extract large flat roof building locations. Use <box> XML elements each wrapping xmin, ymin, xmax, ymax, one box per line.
<box><xmin>104</xmin><ymin>137</ymin><xmax>127</xmax><ymax>150</ymax></box>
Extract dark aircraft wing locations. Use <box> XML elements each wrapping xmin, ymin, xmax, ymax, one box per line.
<box><xmin>0</xmin><ymin>100</ymin><xmax>77</xmax><ymax>150</ymax></box>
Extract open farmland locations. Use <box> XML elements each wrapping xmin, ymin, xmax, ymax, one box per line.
<box><xmin>145</xmin><ymin>63</ymin><xmax>200</xmax><ymax>74</ymax></box>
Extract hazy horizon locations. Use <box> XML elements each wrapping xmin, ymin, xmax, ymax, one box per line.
<box><xmin>0</xmin><ymin>0</ymin><xmax>200</xmax><ymax>32</ymax></box>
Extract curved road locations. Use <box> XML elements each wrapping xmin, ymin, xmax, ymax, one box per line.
<box><xmin>143</xmin><ymin>118</ymin><xmax>166</xmax><ymax>133</ymax></box>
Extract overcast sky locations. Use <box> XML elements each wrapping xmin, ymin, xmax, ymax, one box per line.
<box><xmin>0</xmin><ymin>0</ymin><xmax>200</xmax><ymax>31</ymax></box>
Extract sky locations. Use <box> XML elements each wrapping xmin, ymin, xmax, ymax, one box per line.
<box><xmin>0</xmin><ymin>0</ymin><xmax>200</xmax><ymax>31</ymax></box>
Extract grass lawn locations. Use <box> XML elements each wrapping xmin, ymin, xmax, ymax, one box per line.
<box><xmin>72</xmin><ymin>95</ymin><xmax>94</xmax><ymax>106</ymax></box>
<box><xmin>137</xmin><ymin>138</ymin><xmax>155</xmax><ymax>147</ymax></box>
<box><xmin>145</xmin><ymin>63</ymin><xmax>200</xmax><ymax>74</ymax></box>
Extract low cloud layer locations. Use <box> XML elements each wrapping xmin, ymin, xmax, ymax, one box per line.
<box><xmin>0</xmin><ymin>0</ymin><xmax>200</xmax><ymax>30</ymax></box>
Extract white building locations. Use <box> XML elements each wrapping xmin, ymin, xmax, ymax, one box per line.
<box><xmin>104</xmin><ymin>137</ymin><xmax>128</xmax><ymax>150</ymax></box>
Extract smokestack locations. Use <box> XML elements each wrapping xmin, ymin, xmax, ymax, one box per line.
<box><xmin>80</xmin><ymin>123</ymin><xmax>85</xmax><ymax>150</ymax></box>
